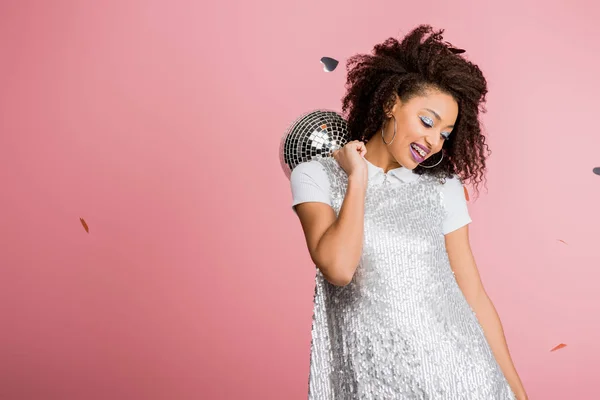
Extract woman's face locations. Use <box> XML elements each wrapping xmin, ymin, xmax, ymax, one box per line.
<box><xmin>384</xmin><ymin>90</ymin><xmax>458</xmax><ymax>170</ymax></box>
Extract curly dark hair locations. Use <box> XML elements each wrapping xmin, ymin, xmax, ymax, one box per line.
<box><xmin>341</xmin><ymin>24</ymin><xmax>490</xmax><ymax>196</ymax></box>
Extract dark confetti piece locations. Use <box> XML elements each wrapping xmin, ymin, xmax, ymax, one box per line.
<box><xmin>550</xmin><ymin>343</ymin><xmax>567</xmax><ymax>352</ymax></box>
<box><xmin>320</xmin><ymin>57</ymin><xmax>339</xmax><ymax>72</ymax></box>
<box><xmin>444</xmin><ymin>41</ymin><xmax>466</xmax><ymax>54</ymax></box>
<box><xmin>593</xmin><ymin>167</ymin><xmax>600</xmax><ymax>175</ymax></box>
<box><xmin>80</xmin><ymin>218</ymin><xmax>89</xmax><ymax>233</ymax></box>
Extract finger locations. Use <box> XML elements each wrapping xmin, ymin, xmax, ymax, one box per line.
<box><xmin>354</xmin><ymin>142</ymin><xmax>366</xmax><ymax>157</ymax></box>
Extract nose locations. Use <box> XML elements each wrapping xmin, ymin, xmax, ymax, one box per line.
<box><xmin>425</xmin><ymin>132</ymin><xmax>442</xmax><ymax>150</ymax></box>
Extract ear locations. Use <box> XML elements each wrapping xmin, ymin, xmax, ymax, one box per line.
<box><xmin>391</xmin><ymin>95</ymin><xmax>401</xmax><ymax>114</ymax></box>
<box><xmin>385</xmin><ymin>93</ymin><xmax>401</xmax><ymax>117</ymax></box>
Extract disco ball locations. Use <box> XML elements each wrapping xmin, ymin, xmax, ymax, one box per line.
<box><xmin>279</xmin><ymin>110</ymin><xmax>351</xmax><ymax>179</ymax></box>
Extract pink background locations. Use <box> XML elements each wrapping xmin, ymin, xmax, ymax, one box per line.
<box><xmin>1</xmin><ymin>1</ymin><xmax>599</xmax><ymax>399</ymax></box>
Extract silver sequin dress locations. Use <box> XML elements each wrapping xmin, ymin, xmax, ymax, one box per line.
<box><xmin>306</xmin><ymin>157</ymin><xmax>515</xmax><ymax>400</ymax></box>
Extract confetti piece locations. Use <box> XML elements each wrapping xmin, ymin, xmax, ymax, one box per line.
<box><xmin>593</xmin><ymin>167</ymin><xmax>600</xmax><ymax>175</ymax></box>
<box><xmin>557</xmin><ymin>239</ymin><xmax>568</xmax><ymax>245</ymax></box>
<box><xmin>320</xmin><ymin>57</ymin><xmax>339</xmax><ymax>72</ymax></box>
<box><xmin>80</xmin><ymin>218</ymin><xmax>89</xmax><ymax>233</ymax></box>
<box><xmin>550</xmin><ymin>343</ymin><xmax>567</xmax><ymax>352</ymax></box>
<box><xmin>463</xmin><ymin>186</ymin><xmax>469</xmax><ymax>201</ymax></box>
<box><xmin>444</xmin><ymin>41</ymin><xmax>466</xmax><ymax>54</ymax></box>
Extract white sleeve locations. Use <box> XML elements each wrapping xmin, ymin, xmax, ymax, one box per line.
<box><xmin>441</xmin><ymin>175</ymin><xmax>472</xmax><ymax>235</ymax></box>
<box><xmin>290</xmin><ymin>160</ymin><xmax>331</xmax><ymax>210</ymax></box>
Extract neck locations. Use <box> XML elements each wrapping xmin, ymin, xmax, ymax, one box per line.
<box><xmin>364</xmin><ymin>135</ymin><xmax>402</xmax><ymax>173</ymax></box>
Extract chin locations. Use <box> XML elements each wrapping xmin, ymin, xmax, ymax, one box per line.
<box><xmin>397</xmin><ymin>156</ymin><xmax>419</xmax><ymax>170</ymax></box>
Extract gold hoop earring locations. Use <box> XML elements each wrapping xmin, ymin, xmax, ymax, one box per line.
<box><xmin>381</xmin><ymin>115</ymin><xmax>397</xmax><ymax>145</ymax></box>
<box><xmin>419</xmin><ymin>151</ymin><xmax>444</xmax><ymax>169</ymax></box>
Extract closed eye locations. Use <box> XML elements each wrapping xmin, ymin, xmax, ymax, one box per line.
<box><xmin>421</xmin><ymin>116</ymin><xmax>451</xmax><ymax>140</ymax></box>
<box><xmin>420</xmin><ymin>116</ymin><xmax>434</xmax><ymax>128</ymax></box>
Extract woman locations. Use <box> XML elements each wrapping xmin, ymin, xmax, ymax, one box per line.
<box><xmin>290</xmin><ymin>25</ymin><xmax>527</xmax><ymax>399</ymax></box>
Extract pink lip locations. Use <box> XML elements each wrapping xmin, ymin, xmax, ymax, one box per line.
<box><xmin>410</xmin><ymin>147</ymin><xmax>424</xmax><ymax>163</ymax></box>
<box><xmin>411</xmin><ymin>142</ymin><xmax>430</xmax><ymax>154</ymax></box>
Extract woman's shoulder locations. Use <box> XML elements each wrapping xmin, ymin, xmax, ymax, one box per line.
<box><xmin>440</xmin><ymin>174</ymin><xmax>464</xmax><ymax>190</ymax></box>
<box><xmin>437</xmin><ymin>174</ymin><xmax>468</xmax><ymax>202</ymax></box>
<box><xmin>291</xmin><ymin>159</ymin><xmax>328</xmax><ymax>180</ymax></box>
<box><xmin>291</xmin><ymin>157</ymin><xmax>341</xmax><ymax>181</ymax></box>
<box><xmin>420</xmin><ymin>173</ymin><xmax>463</xmax><ymax>193</ymax></box>
<box><xmin>290</xmin><ymin>159</ymin><xmax>332</xmax><ymax>193</ymax></box>
<box><xmin>437</xmin><ymin>174</ymin><xmax>471</xmax><ymax>234</ymax></box>
<box><xmin>290</xmin><ymin>159</ymin><xmax>334</xmax><ymax>209</ymax></box>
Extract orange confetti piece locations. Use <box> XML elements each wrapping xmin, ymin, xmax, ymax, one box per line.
<box><xmin>320</xmin><ymin>124</ymin><xmax>327</xmax><ymax>129</ymax></box>
<box><xmin>463</xmin><ymin>186</ymin><xmax>469</xmax><ymax>201</ymax></box>
<box><xmin>550</xmin><ymin>343</ymin><xmax>567</xmax><ymax>352</ymax></box>
<box><xmin>557</xmin><ymin>239</ymin><xmax>568</xmax><ymax>245</ymax></box>
<box><xmin>80</xmin><ymin>217</ymin><xmax>89</xmax><ymax>233</ymax></box>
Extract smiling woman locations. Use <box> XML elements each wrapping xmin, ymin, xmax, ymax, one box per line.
<box><xmin>341</xmin><ymin>25</ymin><xmax>491</xmax><ymax>195</ymax></box>
<box><xmin>289</xmin><ymin>24</ymin><xmax>528</xmax><ymax>399</ymax></box>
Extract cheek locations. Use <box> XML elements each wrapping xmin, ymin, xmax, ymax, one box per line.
<box><xmin>390</xmin><ymin>129</ymin><xmax>414</xmax><ymax>154</ymax></box>
<box><xmin>401</xmin><ymin>124</ymin><xmax>422</xmax><ymax>143</ymax></box>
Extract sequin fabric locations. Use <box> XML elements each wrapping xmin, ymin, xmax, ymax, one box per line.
<box><xmin>307</xmin><ymin>157</ymin><xmax>515</xmax><ymax>400</ymax></box>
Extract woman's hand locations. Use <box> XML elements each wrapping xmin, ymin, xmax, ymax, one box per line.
<box><xmin>332</xmin><ymin>140</ymin><xmax>368</xmax><ymax>184</ymax></box>
<box><xmin>516</xmin><ymin>390</ymin><xmax>528</xmax><ymax>400</ymax></box>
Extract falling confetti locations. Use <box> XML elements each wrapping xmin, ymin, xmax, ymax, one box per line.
<box><xmin>550</xmin><ymin>343</ymin><xmax>567</xmax><ymax>352</ymax></box>
<box><xmin>320</xmin><ymin>56</ymin><xmax>339</xmax><ymax>72</ymax></box>
<box><xmin>593</xmin><ymin>167</ymin><xmax>600</xmax><ymax>175</ymax></box>
<box><xmin>80</xmin><ymin>217</ymin><xmax>89</xmax><ymax>233</ymax></box>
<box><xmin>463</xmin><ymin>186</ymin><xmax>470</xmax><ymax>202</ymax></box>
<box><xmin>557</xmin><ymin>239</ymin><xmax>568</xmax><ymax>245</ymax></box>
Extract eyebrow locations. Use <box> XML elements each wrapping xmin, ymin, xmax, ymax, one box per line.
<box><xmin>424</xmin><ymin>108</ymin><xmax>454</xmax><ymax>129</ymax></box>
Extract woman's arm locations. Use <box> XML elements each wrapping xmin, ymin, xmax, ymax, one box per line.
<box><xmin>295</xmin><ymin>174</ymin><xmax>367</xmax><ymax>286</ymax></box>
<box><xmin>445</xmin><ymin>225</ymin><xmax>528</xmax><ymax>400</ymax></box>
